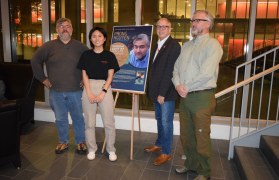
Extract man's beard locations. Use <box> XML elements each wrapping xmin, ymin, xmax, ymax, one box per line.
<box><xmin>191</xmin><ymin>28</ymin><xmax>202</xmax><ymax>37</ymax></box>
<box><xmin>59</xmin><ymin>32</ymin><xmax>71</xmax><ymax>41</ymax></box>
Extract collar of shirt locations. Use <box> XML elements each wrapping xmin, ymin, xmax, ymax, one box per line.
<box><xmin>193</xmin><ymin>33</ymin><xmax>209</xmax><ymax>43</ymax></box>
<box><xmin>157</xmin><ymin>35</ymin><xmax>170</xmax><ymax>50</ymax></box>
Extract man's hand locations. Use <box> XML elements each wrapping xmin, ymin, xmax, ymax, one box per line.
<box><xmin>176</xmin><ymin>85</ymin><xmax>188</xmax><ymax>98</ymax></box>
<box><xmin>42</xmin><ymin>79</ymin><xmax>52</xmax><ymax>89</ymax></box>
<box><xmin>157</xmin><ymin>95</ymin><xmax>165</xmax><ymax>104</ymax></box>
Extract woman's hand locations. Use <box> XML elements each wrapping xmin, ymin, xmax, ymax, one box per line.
<box><xmin>95</xmin><ymin>91</ymin><xmax>105</xmax><ymax>103</ymax></box>
<box><xmin>87</xmin><ymin>91</ymin><xmax>97</xmax><ymax>103</ymax></box>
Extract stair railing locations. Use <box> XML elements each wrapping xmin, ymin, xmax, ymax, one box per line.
<box><xmin>215</xmin><ymin>46</ymin><xmax>279</xmax><ymax>160</ymax></box>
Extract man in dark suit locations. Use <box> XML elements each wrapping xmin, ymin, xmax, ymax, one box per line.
<box><xmin>145</xmin><ymin>18</ymin><xmax>181</xmax><ymax>166</ymax></box>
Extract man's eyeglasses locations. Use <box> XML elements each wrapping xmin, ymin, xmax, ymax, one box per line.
<box><xmin>156</xmin><ymin>25</ymin><xmax>170</xmax><ymax>30</ymax></box>
<box><xmin>58</xmin><ymin>25</ymin><xmax>72</xmax><ymax>29</ymax></box>
<box><xmin>190</xmin><ymin>19</ymin><xmax>208</xmax><ymax>23</ymax></box>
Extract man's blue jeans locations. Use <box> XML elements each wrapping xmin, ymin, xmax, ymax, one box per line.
<box><xmin>154</xmin><ymin>100</ymin><xmax>175</xmax><ymax>155</ymax></box>
<box><xmin>49</xmin><ymin>89</ymin><xmax>85</xmax><ymax>144</ymax></box>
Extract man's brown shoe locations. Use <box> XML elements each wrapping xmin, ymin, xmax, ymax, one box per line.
<box><xmin>144</xmin><ymin>145</ymin><xmax>162</xmax><ymax>152</ymax></box>
<box><xmin>55</xmin><ymin>143</ymin><xmax>68</xmax><ymax>154</ymax></box>
<box><xmin>153</xmin><ymin>154</ymin><xmax>171</xmax><ymax>166</ymax></box>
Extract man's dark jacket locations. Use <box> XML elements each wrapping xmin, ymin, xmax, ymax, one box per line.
<box><xmin>147</xmin><ymin>36</ymin><xmax>181</xmax><ymax>102</ymax></box>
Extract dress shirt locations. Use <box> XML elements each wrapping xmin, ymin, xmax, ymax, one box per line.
<box><xmin>153</xmin><ymin>35</ymin><xmax>170</xmax><ymax>61</ymax></box>
<box><xmin>172</xmin><ymin>33</ymin><xmax>223</xmax><ymax>92</ymax></box>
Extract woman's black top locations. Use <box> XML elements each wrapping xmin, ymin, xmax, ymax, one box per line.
<box><xmin>77</xmin><ymin>49</ymin><xmax>120</xmax><ymax>80</ymax></box>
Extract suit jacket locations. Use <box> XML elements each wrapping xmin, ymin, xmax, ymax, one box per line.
<box><xmin>147</xmin><ymin>36</ymin><xmax>181</xmax><ymax>102</ymax></box>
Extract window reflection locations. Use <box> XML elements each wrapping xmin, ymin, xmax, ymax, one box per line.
<box><xmin>92</xmin><ymin>0</ymin><xmax>119</xmax><ymax>23</ymax></box>
<box><xmin>50</xmin><ymin>0</ymin><xmax>56</xmax><ymax>23</ymax></box>
<box><xmin>158</xmin><ymin>0</ymin><xmax>191</xmax><ymax>19</ymax></box>
<box><xmin>31</xmin><ymin>2</ymin><xmax>42</xmax><ymax>23</ymax></box>
<box><xmin>81</xmin><ymin>0</ymin><xmax>86</xmax><ymax>23</ymax></box>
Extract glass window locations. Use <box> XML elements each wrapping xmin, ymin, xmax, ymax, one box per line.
<box><xmin>31</xmin><ymin>2</ymin><xmax>42</xmax><ymax>23</ymax></box>
<box><xmin>266</xmin><ymin>1</ymin><xmax>279</xmax><ymax>18</ymax></box>
<box><xmin>158</xmin><ymin>0</ymin><xmax>191</xmax><ymax>19</ymax></box>
<box><xmin>177</xmin><ymin>0</ymin><xmax>191</xmax><ymax>19</ymax></box>
<box><xmin>50</xmin><ymin>0</ymin><xmax>86</xmax><ymax>44</ymax></box>
<box><xmin>10</xmin><ymin>0</ymin><xmax>42</xmax><ymax>61</ymax></box>
<box><xmin>94</xmin><ymin>0</ymin><xmax>106</xmax><ymax>23</ymax></box>
<box><xmin>92</xmin><ymin>0</ymin><xmax>119</xmax><ymax>23</ymax></box>
<box><xmin>93</xmin><ymin>0</ymin><xmax>134</xmax><ymax>49</ymax></box>
<box><xmin>0</xmin><ymin>6</ymin><xmax>3</xmax><ymax>62</ymax></box>
<box><xmin>216</xmin><ymin>0</ymin><xmax>250</xmax><ymax>19</ymax></box>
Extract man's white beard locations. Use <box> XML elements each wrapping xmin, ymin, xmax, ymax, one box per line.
<box><xmin>60</xmin><ymin>33</ymin><xmax>71</xmax><ymax>42</ymax></box>
<box><xmin>191</xmin><ymin>28</ymin><xmax>202</xmax><ymax>37</ymax></box>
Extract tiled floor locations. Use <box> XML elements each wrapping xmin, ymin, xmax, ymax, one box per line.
<box><xmin>0</xmin><ymin>121</ymin><xmax>240</xmax><ymax>180</ymax></box>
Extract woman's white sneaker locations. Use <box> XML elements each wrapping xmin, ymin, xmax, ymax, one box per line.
<box><xmin>87</xmin><ymin>152</ymin><xmax>95</xmax><ymax>160</ymax></box>
<box><xmin>109</xmin><ymin>152</ymin><xmax>117</xmax><ymax>161</ymax></box>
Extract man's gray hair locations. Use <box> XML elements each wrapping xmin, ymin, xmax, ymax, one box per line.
<box><xmin>133</xmin><ymin>34</ymin><xmax>150</xmax><ymax>47</ymax></box>
<box><xmin>194</xmin><ymin>10</ymin><xmax>214</xmax><ymax>30</ymax></box>
<box><xmin>56</xmin><ymin>18</ymin><xmax>72</xmax><ymax>27</ymax></box>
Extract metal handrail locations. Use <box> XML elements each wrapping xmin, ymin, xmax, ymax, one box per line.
<box><xmin>215</xmin><ymin>46</ymin><xmax>279</xmax><ymax>159</ymax></box>
<box><xmin>215</xmin><ymin>65</ymin><xmax>279</xmax><ymax>98</ymax></box>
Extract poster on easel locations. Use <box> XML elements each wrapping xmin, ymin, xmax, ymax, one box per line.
<box><xmin>110</xmin><ymin>25</ymin><xmax>153</xmax><ymax>94</ymax></box>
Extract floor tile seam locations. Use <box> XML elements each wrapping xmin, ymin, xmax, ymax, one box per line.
<box><xmin>63</xmin><ymin>157</ymin><xmax>86</xmax><ymax>177</ymax></box>
<box><xmin>24</xmin><ymin>152</ymin><xmax>66</xmax><ymax>172</ymax></box>
<box><xmin>12</xmin><ymin>168</ymin><xmax>40</xmax><ymax>179</ymax></box>
<box><xmin>19</xmin><ymin>157</ymin><xmax>46</xmax><ymax>170</ymax></box>
<box><xmin>216</xmin><ymin>147</ymin><xmax>226</xmax><ymax>179</ymax></box>
<box><xmin>62</xmin><ymin>176</ymin><xmax>81</xmax><ymax>180</ymax></box>
<box><xmin>240</xmin><ymin>164</ymin><xmax>275</xmax><ymax>169</ymax></box>
<box><xmin>171</xmin><ymin>131</ymin><xmax>185</xmax><ymax>169</ymax></box>
<box><xmin>129</xmin><ymin>158</ymin><xmax>150</xmax><ymax>163</ymax></box>
<box><xmin>138</xmin><ymin>153</ymin><xmax>152</xmax><ymax>180</ymax></box>
<box><xmin>66</xmin><ymin>165</ymin><xmax>92</xmax><ymax>180</ymax></box>
<box><xmin>20</xmin><ymin>134</ymin><xmax>58</xmax><ymax>147</ymax></box>
<box><xmin>0</xmin><ymin>174</ymin><xmax>15</xmax><ymax>179</ymax></box>
<box><xmin>119</xmin><ymin>160</ymin><xmax>146</xmax><ymax>180</ymax></box>
<box><xmin>223</xmin><ymin>168</ymin><xmax>239</xmax><ymax>179</ymax></box>
<box><xmin>20</xmin><ymin>148</ymin><xmax>52</xmax><ymax>156</ymax></box>
<box><xmin>144</xmin><ymin>167</ymin><xmax>170</xmax><ymax>173</ymax></box>
<box><xmin>119</xmin><ymin>164</ymin><xmax>131</xmax><ymax>180</ymax></box>
<box><xmin>20</xmin><ymin>143</ymin><xmax>34</xmax><ymax>152</ymax></box>
<box><xmin>167</xmin><ymin>163</ymin><xmax>173</xmax><ymax>180</ymax></box>
<box><xmin>215</xmin><ymin>139</ymin><xmax>222</xmax><ymax>155</ymax></box>
<box><xmin>94</xmin><ymin>159</ymin><xmax>128</xmax><ymax>168</ymax></box>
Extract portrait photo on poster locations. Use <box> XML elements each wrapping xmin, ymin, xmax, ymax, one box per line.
<box><xmin>110</xmin><ymin>25</ymin><xmax>153</xmax><ymax>93</ymax></box>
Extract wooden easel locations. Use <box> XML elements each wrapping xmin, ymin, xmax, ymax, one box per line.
<box><xmin>101</xmin><ymin>91</ymin><xmax>141</xmax><ymax>160</ymax></box>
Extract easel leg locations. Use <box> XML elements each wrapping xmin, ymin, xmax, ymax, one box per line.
<box><xmin>137</xmin><ymin>95</ymin><xmax>141</xmax><ymax>132</ymax></box>
<box><xmin>130</xmin><ymin>93</ymin><xmax>135</xmax><ymax>160</ymax></box>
